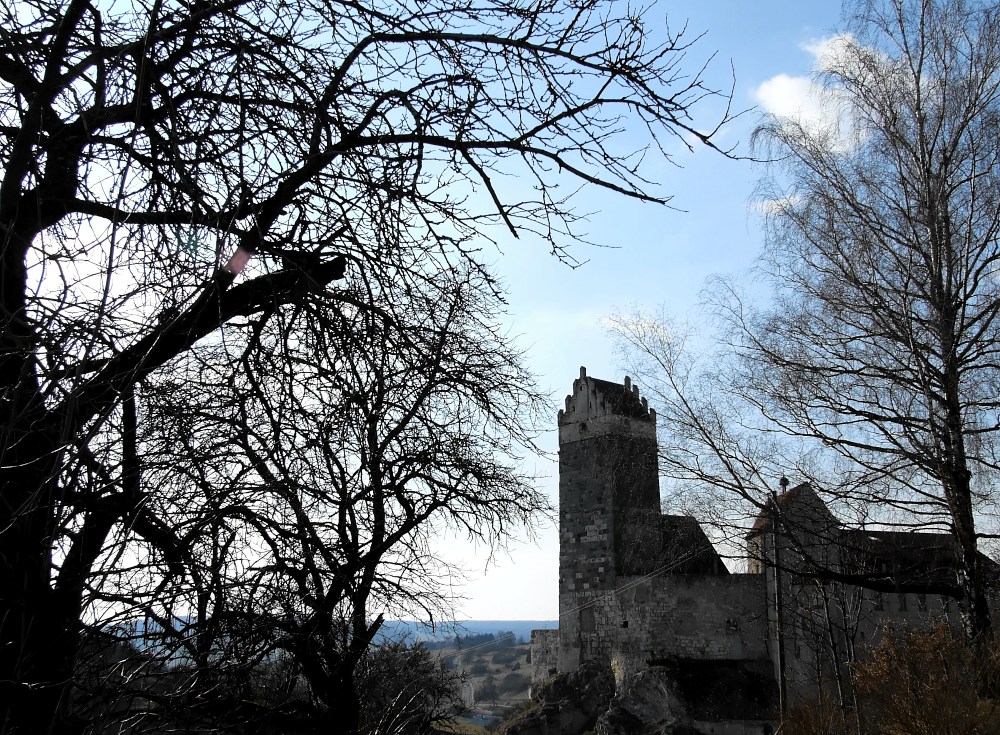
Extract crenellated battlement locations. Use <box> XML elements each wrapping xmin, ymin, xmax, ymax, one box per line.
<box><xmin>557</xmin><ymin>366</ymin><xmax>656</xmax><ymax>443</ymax></box>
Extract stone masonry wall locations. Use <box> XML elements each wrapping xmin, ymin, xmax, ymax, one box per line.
<box><xmin>561</xmin><ymin>574</ymin><xmax>770</xmax><ymax>670</ymax></box>
<box><xmin>557</xmin><ymin>370</ymin><xmax>660</xmax><ymax>671</ymax></box>
<box><xmin>530</xmin><ymin>629</ymin><xmax>560</xmax><ymax>684</ymax></box>
<box><xmin>642</xmin><ymin>574</ymin><xmax>769</xmax><ymax>661</ymax></box>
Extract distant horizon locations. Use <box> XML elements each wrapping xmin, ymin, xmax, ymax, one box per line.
<box><xmin>384</xmin><ymin>619</ymin><xmax>557</xmax><ymax>624</ymax></box>
<box><xmin>378</xmin><ymin>619</ymin><xmax>558</xmax><ymax>643</ymax></box>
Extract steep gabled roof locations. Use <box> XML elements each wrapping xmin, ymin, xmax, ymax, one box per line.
<box><xmin>661</xmin><ymin>515</ymin><xmax>729</xmax><ymax>575</ymax></box>
<box><xmin>839</xmin><ymin>528</ymin><xmax>1000</xmax><ymax>588</ymax></box>
<box><xmin>746</xmin><ymin>481</ymin><xmax>1000</xmax><ymax>589</ymax></box>
<box><xmin>747</xmin><ymin>482</ymin><xmax>839</xmax><ymax>537</ymax></box>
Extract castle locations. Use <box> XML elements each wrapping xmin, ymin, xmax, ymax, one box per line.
<box><xmin>530</xmin><ymin>368</ymin><xmax>993</xmax><ymax>729</ymax></box>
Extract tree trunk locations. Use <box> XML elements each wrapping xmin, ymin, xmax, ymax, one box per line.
<box><xmin>0</xmin><ymin>457</ymin><xmax>80</xmax><ymax>734</ymax></box>
<box><xmin>949</xmin><ymin>469</ymin><xmax>992</xmax><ymax>641</ymax></box>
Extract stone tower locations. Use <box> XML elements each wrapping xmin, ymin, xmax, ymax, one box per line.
<box><xmin>557</xmin><ymin>367</ymin><xmax>660</xmax><ymax>669</ymax></box>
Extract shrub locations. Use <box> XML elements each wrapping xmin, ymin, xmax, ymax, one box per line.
<box><xmin>782</xmin><ymin>693</ymin><xmax>852</xmax><ymax>735</ymax></box>
<box><xmin>852</xmin><ymin>621</ymin><xmax>1000</xmax><ymax>735</ymax></box>
<box><xmin>781</xmin><ymin>622</ymin><xmax>1000</xmax><ymax>735</ymax></box>
<box><xmin>498</xmin><ymin>672</ymin><xmax>530</xmax><ymax>697</ymax></box>
<box><xmin>491</xmin><ymin>651</ymin><xmax>518</xmax><ymax>666</ymax></box>
<box><xmin>357</xmin><ymin>642</ymin><xmax>465</xmax><ymax>735</ymax></box>
<box><xmin>479</xmin><ymin>675</ymin><xmax>498</xmax><ymax>704</ymax></box>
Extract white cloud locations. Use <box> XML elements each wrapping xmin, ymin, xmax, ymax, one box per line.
<box><xmin>753</xmin><ymin>34</ymin><xmax>858</xmax><ymax>146</ymax></box>
<box><xmin>803</xmin><ymin>33</ymin><xmax>856</xmax><ymax>74</ymax></box>
<box><xmin>754</xmin><ymin>73</ymin><xmax>823</xmax><ymax>123</ymax></box>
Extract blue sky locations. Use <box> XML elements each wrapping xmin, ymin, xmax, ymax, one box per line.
<box><xmin>445</xmin><ymin>1</ymin><xmax>845</xmax><ymax>621</ymax></box>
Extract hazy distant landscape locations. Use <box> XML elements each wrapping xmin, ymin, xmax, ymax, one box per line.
<box><xmin>379</xmin><ymin>620</ymin><xmax>557</xmax><ymax>646</ymax></box>
<box><xmin>379</xmin><ymin>620</ymin><xmax>554</xmax><ymax>729</ymax></box>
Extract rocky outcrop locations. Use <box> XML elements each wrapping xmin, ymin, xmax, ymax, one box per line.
<box><xmin>595</xmin><ymin>668</ymin><xmax>699</xmax><ymax>735</ymax></box>
<box><xmin>504</xmin><ymin>661</ymin><xmax>775</xmax><ymax>735</ymax></box>
<box><xmin>501</xmin><ymin>660</ymin><xmax>615</xmax><ymax>735</ymax></box>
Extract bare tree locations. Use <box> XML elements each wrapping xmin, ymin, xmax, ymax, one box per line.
<box><xmin>103</xmin><ymin>266</ymin><xmax>547</xmax><ymax>733</ymax></box>
<box><xmin>608</xmin><ymin>310</ymin><xmax>787</xmax><ymax>543</ymax></box>
<box><xmin>1</xmin><ymin>1</ymin><xmax>733</xmax><ymax>730</ymax></box>
<box><xmin>744</xmin><ymin>0</ymin><xmax>1000</xmax><ymax>641</ymax></box>
<box><xmin>615</xmin><ymin>0</ymin><xmax>1000</xmax><ymax>643</ymax></box>
<box><xmin>354</xmin><ymin>641</ymin><xmax>466</xmax><ymax>735</ymax></box>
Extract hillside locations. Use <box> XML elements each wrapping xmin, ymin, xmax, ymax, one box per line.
<box><xmin>438</xmin><ymin>638</ymin><xmax>534</xmax><ymax>730</ymax></box>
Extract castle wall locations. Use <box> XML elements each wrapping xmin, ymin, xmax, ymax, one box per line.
<box><xmin>644</xmin><ymin>574</ymin><xmax>769</xmax><ymax>661</ymax></box>
<box><xmin>557</xmin><ymin>433</ymin><xmax>618</xmax><ymax>672</ymax></box>
<box><xmin>530</xmin><ymin>629</ymin><xmax>559</xmax><ymax>684</ymax></box>
<box><xmin>558</xmin><ymin>435</ymin><xmax>625</xmax><ymax>596</ymax></box>
<box><xmin>559</xmin><ymin>573</ymin><xmax>770</xmax><ymax>671</ymax></box>
<box><xmin>778</xmin><ymin>580</ymin><xmax>969</xmax><ymax>703</ymax></box>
